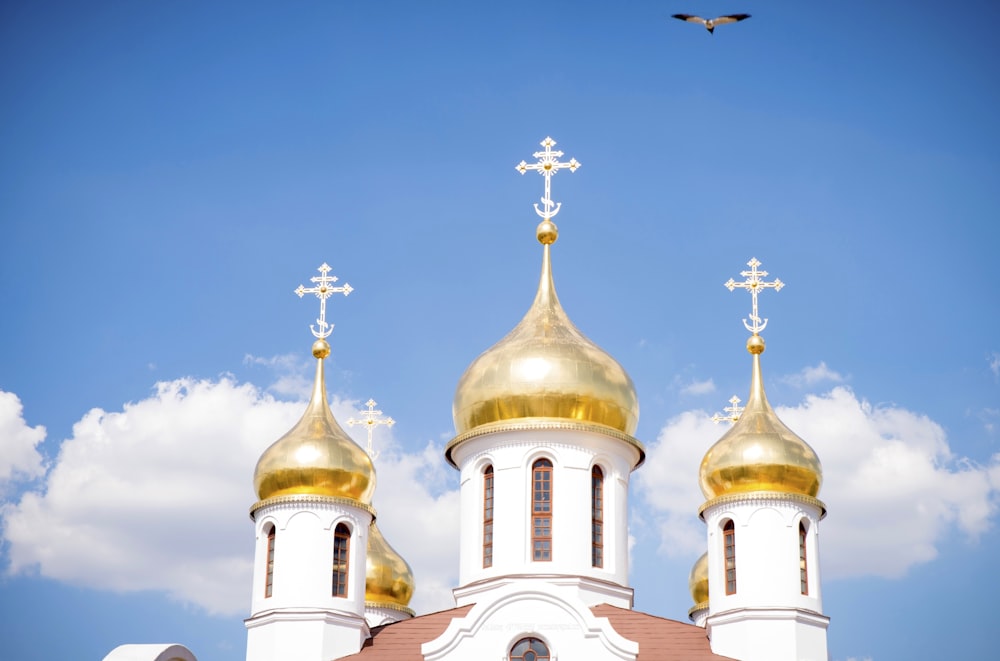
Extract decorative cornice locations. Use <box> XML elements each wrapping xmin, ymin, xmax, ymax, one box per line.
<box><xmin>688</xmin><ymin>601</ymin><xmax>709</xmax><ymax>619</ymax></box>
<box><xmin>446</xmin><ymin>418</ymin><xmax>645</xmax><ymax>469</ymax></box>
<box><xmin>365</xmin><ymin>601</ymin><xmax>416</xmax><ymax>616</ymax></box>
<box><xmin>698</xmin><ymin>490</ymin><xmax>827</xmax><ymax>520</ymax></box>
<box><xmin>250</xmin><ymin>493</ymin><xmax>377</xmax><ymax>520</ymax></box>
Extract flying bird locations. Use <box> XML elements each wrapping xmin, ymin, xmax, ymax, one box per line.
<box><xmin>671</xmin><ymin>13</ymin><xmax>751</xmax><ymax>34</ymax></box>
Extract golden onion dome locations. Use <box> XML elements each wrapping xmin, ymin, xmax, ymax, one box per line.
<box><xmin>253</xmin><ymin>339</ymin><xmax>376</xmax><ymax>504</ymax></box>
<box><xmin>452</xmin><ymin>220</ymin><xmax>639</xmax><ymax>438</ymax></box>
<box><xmin>365</xmin><ymin>521</ymin><xmax>415</xmax><ymax>611</ymax></box>
<box><xmin>689</xmin><ymin>551</ymin><xmax>709</xmax><ymax>606</ymax></box>
<box><xmin>699</xmin><ymin>335</ymin><xmax>822</xmax><ymax>500</ymax></box>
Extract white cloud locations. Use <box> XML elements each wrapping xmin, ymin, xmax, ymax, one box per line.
<box><xmin>244</xmin><ymin>352</ymin><xmax>312</xmax><ymax>398</ymax></box>
<box><xmin>680</xmin><ymin>379</ymin><xmax>716</xmax><ymax>396</ymax></box>
<box><xmin>0</xmin><ymin>375</ymin><xmax>459</xmax><ymax>616</ymax></box>
<box><xmin>989</xmin><ymin>352</ymin><xmax>1000</xmax><ymax>380</ymax></box>
<box><xmin>780</xmin><ymin>361</ymin><xmax>845</xmax><ymax>387</ymax></box>
<box><xmin>635</xmin><ymin>386</ymin><xmax>1000</xmax><ymax>580</ymax></box>
<box><xmin>0</xmin><ymin>390</ymin><xmax>47</xmax><ymax>491</ymax></box>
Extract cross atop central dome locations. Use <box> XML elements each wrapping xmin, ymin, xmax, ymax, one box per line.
<box><xmin>449</xmin><ymin>138</ymin><xmax>640</xmax><ymax>465</ymax></box>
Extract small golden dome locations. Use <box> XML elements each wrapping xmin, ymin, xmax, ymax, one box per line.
<box><xmin>689</xmin><ymin>551</ymin><xmax>709</xmax><ymax>606</ymax></box>
<box><xmin>253</xmin><ymin>340</ymin><xmax>376</xmax><ymax>504</ymax></box>
<box><xmin>452</xmin><ymin>223</ymin><xmax>639</xmax><ymax>437</ymax></box>
<box><xmin>365</xmin><ymin>521</ymin><xmax>415</xmax><ymax>610</ymax></box>
<box><xmin>699</xmin><ymin>335</ymin><xmax>822</xmax><ymax>500</ymax></box>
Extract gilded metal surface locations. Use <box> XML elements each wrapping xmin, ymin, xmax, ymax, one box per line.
<box><xmin>365</xmin><ymin>521</ymin><xmax>415</xmax><ymax>608</ymax></box>
<box><xmin>254</xmin><ymin>350</ymin><xmax>376</xmax><ymax>504</ymax></box>
<box><xmin>452</xmin><ymin>238</ymin><xmax>639</xmax><ymax>437</ymax></box>
<box><xmin>689</xmin><ymin>551</ymin><xmax>709</xmax><ymax>605</ymax></box>
<box><xmin>699</xmin><ymin>337</ymin><xmax>822</xmax><ymax>500</ymax></box>
<box><xmin>724</xmin><ymin>257</ymin><xmax>784</xmax><ymax>335</ymax></box>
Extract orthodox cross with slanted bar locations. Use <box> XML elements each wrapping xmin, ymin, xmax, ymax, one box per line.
<box><xmin>712</xmin><ymin>396</ymin><xmax>744</xmax><ymax>425</ymax></box>
<box><xmin>516</xmin><ymin>136</ymin><xmax>580</xmax><ymax>220</ymax></box>
<box><xmin>347</xmin><ymin>399</ymin><xmax>395</xmax><ymax>460</ymax></box>
<box><xmin>725</xmin><ymin>257</ymin><xmax>784</xmax><ymax>334</ymax></box>
<box><xmin>294</xmin><ymin>263</ymin><xmax>353</xmax><ymax>339</ymax></box>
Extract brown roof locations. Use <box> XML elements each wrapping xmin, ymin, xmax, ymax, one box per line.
<box><xmin>591</xmin><ymin>604</ymin><xmax>736</xmax><ymax>660</ymax></box>
<box><xmin>343</xmin><ymin>605</ymin><xmax>473</xmax><ymax>660</ymax></box>
<box><xmin>346</xmin><ymin>603</ymin><xmax>735</xmax><ymax>660</ymax></box>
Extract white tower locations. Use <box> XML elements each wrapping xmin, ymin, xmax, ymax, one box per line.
<box><xmin>245</xmin><ymin>264</ymin><xmax>377</xmax><ymax>661</ymax></box>
<box><xmin>697</xmin><ymin>259</ymin><xmax>829</xmax><ymax>661</ymax></box>
<box><xmin>421</xmin><ymin>138</ymin><xmax>644</xmax><ymax>661</ymax></box>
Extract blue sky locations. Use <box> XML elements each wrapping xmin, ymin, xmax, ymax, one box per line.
<box><xmin>1</xmin><ymin>2</ymin><xmax>998</xmax><ymax>660</ymax></box>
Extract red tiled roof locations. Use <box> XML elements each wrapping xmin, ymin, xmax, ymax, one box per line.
<box><xmin>346</xmin><ymin>603</ymin><xmax>735</xmax><ymax>660</ymax></box>
<box><xmin>344</xmin><ymin>605</ymin><xmax>473</xmax><ymax>660</ymax></box>
<box><xmin>591</xmin><ymin>604</ymin><xmax>736</xmax><ymax>660</ymax></box>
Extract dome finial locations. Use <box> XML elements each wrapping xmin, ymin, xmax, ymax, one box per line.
<box><xmin>699</xmin><ymin>259</ymin><xmax>822</xmax><ymax>502</ymax></box>
<box><xmin>711</xmin><ymin>395</ymin><xmax>744</xmax><ymax>425</ymax></box>
<box><xmin>252</xmin><ymin>261</ymin><xmax>375</xmax><ymax>504</ymax></box>
<box><xmin>347</xmin><ymin>399</ymin><xmax>395</xmax><ymax>460</ymax></box>
<box><xmin>295</xmin><ymin>262</ymin><xmax>353</xmax><ymax>339</ymax></box>
<box><xmin>724</xmin><ymin>257</ymin><xmax>784</xmax><ymax>336</ymax></box>
<box><xmin>450</xmin><ymin>139</ymin><xmax>640</xmax><ymax>458</ymax></box>
<box><xmin>515</xmin><ymin>136</ymin><xmax>580</xmax><ymax>221</ymax></box>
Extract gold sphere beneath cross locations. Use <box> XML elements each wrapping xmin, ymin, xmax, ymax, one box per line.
<box><xmin>536</xmin><ymin>219</ymin><xmax>558</xmax><ymax>245</ymax></box>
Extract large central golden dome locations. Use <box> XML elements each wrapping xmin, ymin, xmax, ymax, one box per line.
<box><xmin>452</xmin><ymin>220</ymin><xmax>639</xmax><ymax>439</ymax></box>
<box><xmin>699</xmin><ymin>335</ymin><xmax>822</xmax><ymax>501</ymax></box>
<box><xmin>254</xmin><ymin>339</ymin><xmax>376</xmax><ymax>504</ymax></box>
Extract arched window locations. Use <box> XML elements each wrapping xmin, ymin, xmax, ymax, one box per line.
<box><xmin>332</xmin><ymin>523</ymin><xmax>351</xmax><ymax>597</ymax></box>
<box><xmin>799</xmin><ymin>520</ymin><xmax>809</xmax><ymax>595</ymax></box>
<box><xmin>591</xmin><ymin>465</ymin><xmax>604</xmax><ymax>568</ymax></box>
<box><xmin>483</xmin><ymin>465</ymin><xmax>494</xmax><ymax>568</ymax></box>
<box><xmin>723</xmin><ymin>519</ymin><xmax>736</xmax><ymax>595</ymax></box>
<box><xmin>264</xmin><ymin>524</ymin><xmax>276</xmax><ymax>598</ymax></box>
<box><xmin>510</xmin><ymin>637</ymin><xmax>550</xmax><ymax>661</ymax></box>
<box><xmin>532</xmin><ymin>459</ymin><xmax>553</xmax><ymax>562</ymax></box>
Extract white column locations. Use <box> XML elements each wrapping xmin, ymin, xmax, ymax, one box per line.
<box><xmin>702</xmin><ymin>495</ymin><xmax>828</xmax><ymax>661</ymax></box>
<box><xmin>246</xmin><ymin>497</ymin><xmax>373</xmax><ymax>661</ymax></box>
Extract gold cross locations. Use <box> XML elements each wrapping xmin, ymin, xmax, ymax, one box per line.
<box><xmin>711</xmin><ymin>396</ymin><xmax>744</xmax><ymax>425</ymax></box>
<box><xmin>347</xmin><ymin>399</ymin><xmax>395</xmax><ymax>459</ymax></box>
<box><xmin>515</xmin><ymin>136</ymin><xmax>580</xmax><ymax>219</ymax></box>
<box><xmin>294</xmin><ymin>263</ymin><xmax>353</xmax><ymax>339</ymax></box>
<box><xmin>725</xmin><ymin>257</ymin><xmax>784</xmax><ymax>334</ymax></box>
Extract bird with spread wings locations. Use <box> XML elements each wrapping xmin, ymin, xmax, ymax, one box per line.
<box><xmin>671</xmin><ymin>13</ymin><xmax>751</xmax><ymax>34</ymax></box>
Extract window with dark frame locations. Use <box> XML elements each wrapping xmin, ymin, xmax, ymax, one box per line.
<box><xmin>483</xmin><ymin>465</ymin><xmax>494</xmax><ymax>568</ymax></box>
<box><xmin>332</xmin><ymin>523</ymin><xmax>351</xmax><ymax>597</ymax></box>
<box><xmin>264</xmin><ymin>525</ymin><xmax>275</xmax><ymax>598</ymax></box>
<box><xmin>532</xmin><ymin>459</ymin><xmax>553</xmax><ymax>562</ymax></box>
<box><xmin>799</xmin><ymin>521</ymin><xmax>809</xmax><ymax>595</ymax></box>
<box><xmin>724</xmin><ymin>519</ymin><xmax>737</xmax><ymax>595</ymax></box>
<box><xmin>591</xmin><ymin>465</ymin><xmax>604</xmax><ymax>568</ymax></box>
<box><xmin>510</xmin><ymin>637</ymin><xmax>551</xmax><ymax>661</ymax></box>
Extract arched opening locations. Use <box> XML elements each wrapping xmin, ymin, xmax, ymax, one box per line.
<box><xmin>531</xmin><ymin>459</ymin><xmax>553</xmax><ymax>561</ymax></box>
<box><xmin>799</xmin><ymin>520</ymin><xmax>809</xmax><ymax>595</ymax></box>
<box><xmin>332</xmin><ymin>523</ymin><xmax>351</xmax><ymax>597</ymax></box>
<box><xmin>510</xmin><ymin>637</ymin><xmax>550</xmax><ymax>661</ymax></box>
<box><xmin>483</xmin><ymin>464</ymin><xmax>494</xmax><ymax>568</ymax></box>
<box><xmin>591</xmin><ymin>465</ymin><xmax>604</xmax><ymax>568</ymax></box>
<box><xmin>723</xmin><ymin>519</ymin><xmax>736</xmax><ymax>595</ymax></box>
<box><xmin>264</xmin><ymin>524</ymin><xmax>275</xmax><ymax>598</ymax></box>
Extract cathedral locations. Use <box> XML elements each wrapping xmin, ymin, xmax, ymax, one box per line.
<box><xmin>104</xmin><ymin>138</ymin><xmax>829</xmax><ymax>661</ymax></box>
